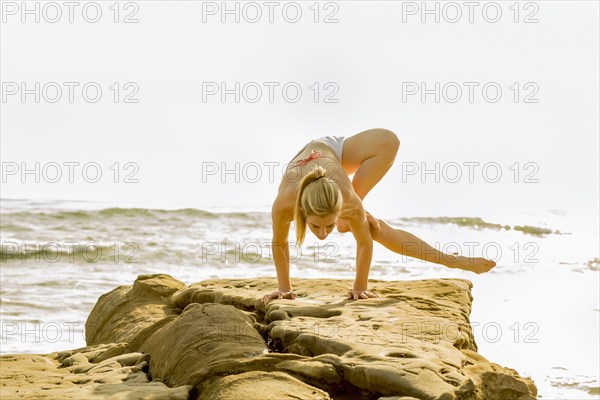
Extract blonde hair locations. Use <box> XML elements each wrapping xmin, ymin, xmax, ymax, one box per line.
<box><xmin>294</xmin><ymin>165</ymin><xmax>342</xmax><ymax>246</ymax></box>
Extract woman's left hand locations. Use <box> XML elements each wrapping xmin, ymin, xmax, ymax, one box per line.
<box><xmin>347</xmin><ymin>289</ymin><xmax>379</xmax><ymax>300</ymax></box>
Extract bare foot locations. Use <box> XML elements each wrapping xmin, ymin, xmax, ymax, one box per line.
<box><xmin>444</xmin><ymin>254</ymin><xmax>496</xmax><ymax>274</ymax></box>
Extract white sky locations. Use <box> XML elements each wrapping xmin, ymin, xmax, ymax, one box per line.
<box><xmin>1</xmin><ymin>0</ymin><xmax>598</xmax><ymax>221</ymax></box>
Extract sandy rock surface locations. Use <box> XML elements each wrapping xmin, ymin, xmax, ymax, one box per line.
<box><xmin>2</xmin><ymin>274</ymin><xmax>538</xmax><ymax>400</ymax></box>
<box><xmin>0</xmin><ymin>342</ymin><xmax>192</xmax><ymax>399</ymax></box>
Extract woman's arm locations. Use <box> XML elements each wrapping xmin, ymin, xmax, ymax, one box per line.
<box><xmin>351</xmin><ymin>216</ymin><xmax>373</xmax><ymax>291</ymax></box>
<box><xmin>347</xmin><ymin>202</ymin><xmax>378</xmax><ymax>298</ymax></box>
<box><xmin>271</xmin><ymin>200</ymin><xmax>294</xmax><ymax>291</ymax></box>
<box><xmin>262</xmin><ymin>198</ymin><xmax>297</xmax><ymax>304</ymax></box>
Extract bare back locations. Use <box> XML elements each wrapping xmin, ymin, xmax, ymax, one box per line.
<box><xmin>272</xmin><ymin>141</ymin><xmax>361</xmax><ymax>229</ymax></box>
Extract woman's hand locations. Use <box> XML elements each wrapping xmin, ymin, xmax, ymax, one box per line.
<box><xmin>347</xmin><ymin>289</ymin><xmax>379</xmax><ymax>300</ymax></box>
<box><xmin>261</xmin><ymin>290</ymin><xmax>297</xmax><ymax>304</ymax></box>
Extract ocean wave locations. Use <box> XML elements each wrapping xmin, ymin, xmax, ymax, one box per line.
<box><xmin>98</xmin><ymin>207</ymin><xmax>220</xmax><ymax>219</ymax></box>
<box><xmin>0</xmin><ymin>207</ymin><xmax>271</xmax><ymax>231</ymax></box>
<box><xmin>513</xmin><ymin>225</ymin><xmax>561</xmax><ymax>236</ymax></box>
<box><xmin>0</xmin><ymin>223</ymin><xmax>32</xmax><ymax>232</ymax></box>
<box><xmin>2</xmin><ymin>207</ymin><xmax>218</xmax><ymax>220</ymax></box>
<box><xmin>548</xmin><ymin>371</ymin><xmax>600</xmax><ymax>397</ymax></box>
<box><xmin>395</xmin><ymin>217</ymin><xmax>562</xmax><ymax>236</ymax></box>
<box><xmin>397</xmin><ymin>217</ymin><xmax>511</xmax><ymax>230</ymax></box>
<box><xmin>2</xmin><ymin>206</ymin><xmax>563</xmax><ymax>239</ymax></box>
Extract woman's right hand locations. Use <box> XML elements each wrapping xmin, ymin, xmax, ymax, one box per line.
<box><xmin>261</xmin><ymin>290</ymin><xmax>297</xmax><ymax>304</ymax></box>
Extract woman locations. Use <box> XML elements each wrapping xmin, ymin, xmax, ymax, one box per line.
<box><xmin>262</xmin><ymin>128</ymin><xmax>496</xmax><ymax>304</ymax></box>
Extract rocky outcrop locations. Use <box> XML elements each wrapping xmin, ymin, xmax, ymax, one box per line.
<box><xmin>85</xmin><ymin>274</ymin><xmax>186</xmax><ymax>345</ymax></box>
<box><xmin>0</xmin><ymin>342</ymin><xmax>192</xmax><ymax>399</ymax></box>
<box><xmin>1</xmin><ymin>274</ymin><xmax>538</xmax><ymax>400</ymax></box>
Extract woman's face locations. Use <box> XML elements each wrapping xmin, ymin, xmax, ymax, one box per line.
<box><xmin>306</xmin><ymin>213</ymin><xmax>339</xmax><ymax>240</ymax></box>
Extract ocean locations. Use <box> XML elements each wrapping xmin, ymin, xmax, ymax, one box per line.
<box><xmin>0</xmin><ymin>197</ymin><xmax>598</xmax><ymax>399</ymax></box>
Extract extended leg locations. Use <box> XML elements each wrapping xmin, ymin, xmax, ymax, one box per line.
<box><xmin>370</xmin><ymin>219</ymin><xmax>496</xmax><ymax>274</ymax></box>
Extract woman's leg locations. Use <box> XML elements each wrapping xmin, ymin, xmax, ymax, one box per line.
<box><xmin>370</xmin><ymin>219</ymin><xmax>496</xmax><ymax>274</ymax></box>
<box><xmin>341</xmin><ymin>128</ymin><xmax>400</xmax><ymax>201</ymax></box>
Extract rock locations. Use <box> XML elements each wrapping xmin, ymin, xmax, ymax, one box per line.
<box><xmin>110</xmin><ymin>352</ymin><xmax>145</xmax><ymax>367</ymax></box>
<box><xmin>198</xmin><ymin>371</ymin><xmax>332</xmax><ymax>400</ymax></box>
<box><xmin>53</xmin><ymin>343</ymin><xmax>113</xmax><ymax>363</ymax></box>
<box><xmin>93</xmin><ymin>343</ymin><xmax>128</xmax><ymax>363</ymax></box>
<box><xmin>275</xmin><ymin>359</ymin><xmax>342</xmax><ymax>385</ymax></box>
<box><xmin>61</xmin><ymin>352</ymin><xmax>88</xmax><ymax>367</ymax></box>
<box><xmin>0</xmin><ymin>343</ymin><xmax>192</xmax><ymax>399</ymax></box>
<box><xmin>85</xmin><ymin>274</ymin><xmax>186</xmax><ymax>345</ymax></box>
<box><xmin>377</xmin><ymin>397</ymin><xmax>422</xmax><ymax>400</ymax></box>
<box><xmin>137</xmin><ymin>302</ymin><xmax>269</xmax><ymax>387</ymax></box>
<box><xmin>165</xmin><ymin>276</ymin><xmax>536</xmax><ymax>399</ymax></box>
<box><xmin>3</xmin><ymin>274</ymin><xmax>538</xmax><ymax>400</ymax></box>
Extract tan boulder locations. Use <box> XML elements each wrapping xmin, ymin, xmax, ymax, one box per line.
<box><xmin>85</xmin><ymin>274</ymin><xmax>186</xmax><ymax>345</ymax></box>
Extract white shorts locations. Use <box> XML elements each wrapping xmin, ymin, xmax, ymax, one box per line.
<box><xmin>289</xmin><ymin>135</ymin><xmax>346</xmax><ymax>164</ymax></box>
<box><xmin>310</xmin><ymin>135</ymin><xmax>345</xmax><ymax>162</ymax></box>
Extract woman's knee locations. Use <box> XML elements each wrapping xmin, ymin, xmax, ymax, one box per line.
<box><xmin>380</xmin><ymin>129</ymin><xmax>400</xmax><ymax>154</ymax></box>
<box><xmin>369</xmin><ymin>128</ymin><xmax>400</xmax><ymax>157</ymax></box>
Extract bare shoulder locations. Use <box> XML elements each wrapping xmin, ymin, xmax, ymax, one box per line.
<box><xmin>338</xmin><ymin>189</ymin><xmax>365</xmax><ymax>222</ymax></box>
<box><xmin>271</xmin><ymin>189</ymin><xmax>295</xmax><ymax>241</ymax></box>
<box><xmin>271</xmin><ymin>188</ymin><xmax>295</xmax><ymax>222</ymax></box>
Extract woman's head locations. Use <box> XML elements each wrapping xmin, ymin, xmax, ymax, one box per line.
<box><xmin>294</xmin><ymin>165</ymin><xmax>342</xmax><ymax>245</ymax></box>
